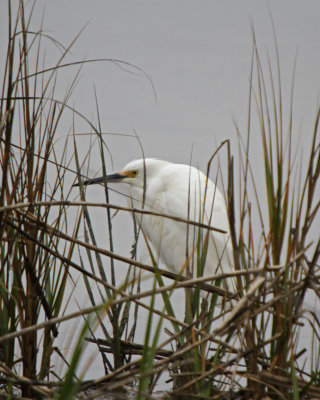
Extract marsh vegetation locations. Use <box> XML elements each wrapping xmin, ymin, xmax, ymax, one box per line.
<box><xmin>0</xmin><ymin>2</ymin><xmax>320</xmax><ymax>399</ymax></box>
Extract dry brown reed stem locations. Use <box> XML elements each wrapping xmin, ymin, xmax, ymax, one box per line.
<box><xmin>85</xmin><ymin>337</ymin><xmax>173</xmax><ymax>358</ymax></box>
<box><xmin>0</xmin><ymin>363</ymin><xmax>50</xmax><ymax>397</ymax></box>
<box><xmin>0</xmin><ymin>200</ymin><xmax>228</xmax><ymax>233</ymax></box>
<box><xmin>258</xmin><ymin>372</ymin><xmax>320</xmax><ymax>397</ymax></box>
<box><xmin>8</xmin><ymin>210</ymin><xmax>284</xmax><ymax>282</ymax></box>
<box><xmin>6</xmin><ymin>209</ymin><xmax>288</xmax><ymax>288</ymax></box>
<box><xmin>2</xmin><ymin>228</ymin><xmax>283</xmax><ymax>357</ymax></box>
<box><xmin>0</xmin><ymin>233</ymin><xmax>264</xmax><ymax>348</ymax></box>
<box><xmin>85</xmin><ymin>319</ymin><xmax>290</xmax><ymax>396</ymax></box>
<box><xmin>8</xmin><ymin>212</ymin><xmax>231</xmax><ymax>296</ymax></box>
<box><xmin>96</xmin><ymin>335</ymin><xmax>243</xmax><ymax>393</ymax></box>
<box><xmin>82</xmin><ymin>286</ymin><xmax>287</xmax><ymax>394</ymax></box>
<box><xmin>216</xmin><ymin>276</ymin><xmax>265</xmax><ymax>335</ymax></box>
<box><xmin>6</xmin><ymin>201</ymin><xmax>296</xmax><ymax>280</ymax></box>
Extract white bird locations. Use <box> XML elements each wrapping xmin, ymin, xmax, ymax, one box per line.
<box><xmin>78</xmin><ymin>158</ymin><xmax>235</xmax><ymax>293</ymax></box>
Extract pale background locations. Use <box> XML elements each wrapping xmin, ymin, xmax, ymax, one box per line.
<box><xmin>1</xmin><ymin>0</ymin><xmax>320</xmax><ymax>385</ymax></box>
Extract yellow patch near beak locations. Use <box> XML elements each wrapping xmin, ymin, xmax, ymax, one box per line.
<box><xmin>123</xmin><ymin>170</ymin><xmax>138</xmax><ymax>178</ymax></box>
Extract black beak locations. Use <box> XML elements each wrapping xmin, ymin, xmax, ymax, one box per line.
<box><xmin>73</xmin><ymin>172</ymin><xmax>126</xmax><ymax>187</ymax></box>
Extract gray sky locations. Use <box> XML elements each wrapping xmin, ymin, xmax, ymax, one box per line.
<box><xmin>6</xmin><ymin>0</ymin><xmax>318</xmax><ymax>172</ymax></box>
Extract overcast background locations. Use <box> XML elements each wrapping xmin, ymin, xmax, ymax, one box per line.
<box><xmin>1</xmin><ymin>0</ymin><xmax>320</xmax><ymax>384</ymax></box>
<box><xmin>2</xmin><ymin>0</ymin><xmax>318</xmax><ymax>170</ymax></box>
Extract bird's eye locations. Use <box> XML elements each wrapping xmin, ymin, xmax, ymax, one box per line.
<box><xmin>129</xmin><ymin>170</ymin><xmax>138</xmax><ymax>178</ymax></box>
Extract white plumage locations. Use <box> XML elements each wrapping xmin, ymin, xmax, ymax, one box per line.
<box><xmin>80</xmin><ymin>158</ymin><xmax>235</xmax><ymax>293</ymax></box>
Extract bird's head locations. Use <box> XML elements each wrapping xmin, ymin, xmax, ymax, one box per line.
<box><xmin>74</xmin><ymin>158</ymin><xmax>170</xmax><ymax>189</ymax></box>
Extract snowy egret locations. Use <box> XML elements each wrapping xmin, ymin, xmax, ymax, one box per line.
<box><xmin>77</xmin><ymin>158</ymin><xmax>235</xmax><ymax>293</ymax></box>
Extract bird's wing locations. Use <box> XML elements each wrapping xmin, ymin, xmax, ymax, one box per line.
<box><xmin>144</xmin><ymin>163</ymin><xmax>235</xmax><ymax>291</ymax></box>
<box><xmin>157</xmin><ymin>164</ymin><xmax>229</xmax><ymax>232</ymax></box>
